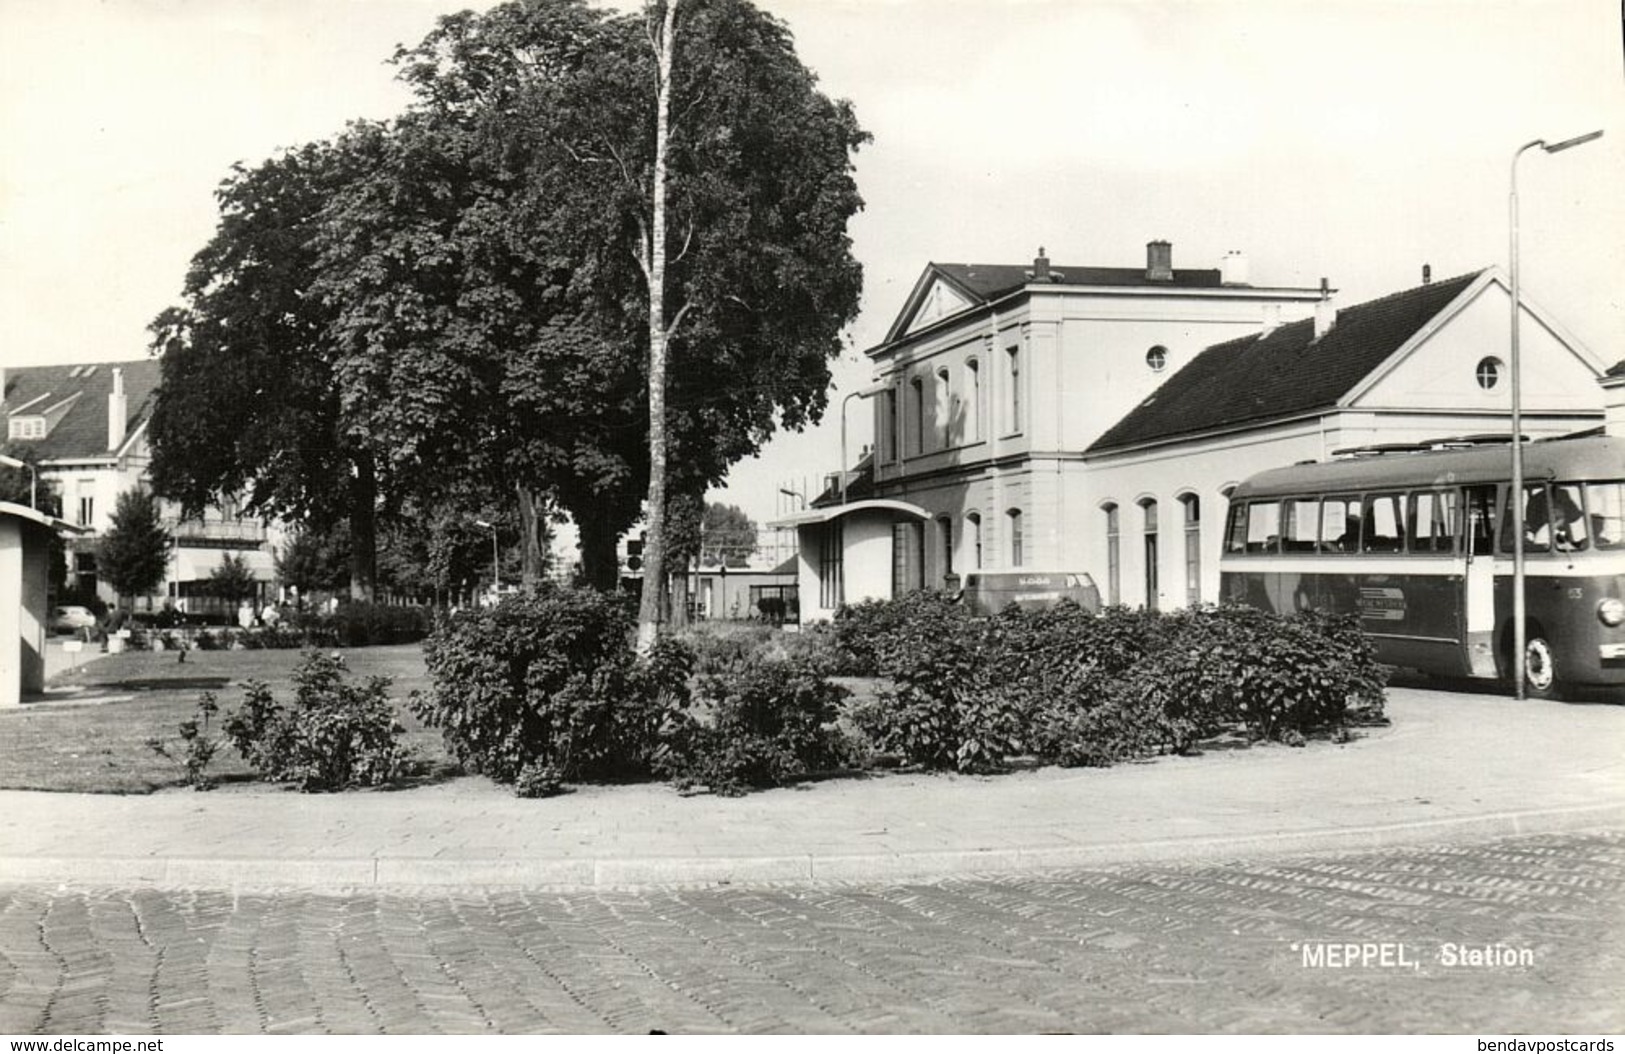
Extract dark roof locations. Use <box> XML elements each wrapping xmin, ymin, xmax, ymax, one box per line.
<box><xmin>1088</xmin><ymin>270</ymin><xmax>1486</xmax><ymax>453</ymax></box>
<box><xmin>933</xmin><ymin>262</ymin><xmax>1227</xmax><ymax>302</ymax></box>
<box><xmin>1</xmin><ymin>359</ymin><xmax>160</xmax><ymax>461</ymax></box>
<box><xmin>1606</xmin><ymin>359</ymin><xmax>1625</xmax><ymax>379</ymax></box>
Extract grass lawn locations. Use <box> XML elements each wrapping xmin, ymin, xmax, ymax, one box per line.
<box><xmin>1</xmin><ymin>645</ymin><xmax>455</xmax><ymax>794</ymax></box>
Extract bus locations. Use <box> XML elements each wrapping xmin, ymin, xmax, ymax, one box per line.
<box><xmin>1219</xmin><ymin>433</ymin><xmax>1625</xmax><ymax>699</ymax></box>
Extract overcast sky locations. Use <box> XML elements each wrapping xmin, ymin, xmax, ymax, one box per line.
<box><xmin>3</xmin><ymin>0</ymin><xmax>1622</xmax><ymax>535</ymax></box>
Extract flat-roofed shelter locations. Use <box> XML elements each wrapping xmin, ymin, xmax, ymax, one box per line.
<box><xmin>0</xmin><ymin>502</ymin><xmax>80</xmax><ymax>708</ymax></box>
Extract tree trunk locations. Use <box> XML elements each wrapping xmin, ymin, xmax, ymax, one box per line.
<box><xmin>635</xmin><ymin>0</ymin><xmax>679</xmax><ymax>656</ymax></box>
<box><xmin>574</xmin><ymin>499</ymin><xmax>622</xmax><ymax>592</ymax></box>
<box><xmin>349</xmin><ymin>455</ymin><xmax>377</xmax><ymax>603</ymax></box>
<box><xmin>516</xmin><ymin>483</ymin><xmax>548</xmax><ymax>588</ymax></box>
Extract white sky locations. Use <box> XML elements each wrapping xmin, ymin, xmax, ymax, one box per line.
<box><xmin>3</xmin><ymin>0</ymin><xmax>1622</xmax><ymax>537</ymax></box>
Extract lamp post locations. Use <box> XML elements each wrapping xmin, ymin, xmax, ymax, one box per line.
<box><xmin>474</xmin><ymin>519</ymin><xmax>499</xmax><ymax>599</ymax></box>
<box><xmin>1508</xmin><ymin>129</ymin><xmax>1602</xmax><ymax>699</ymax></box>
<box><xmin>0</xmin><ymin>454</ymin><xmax>37</xmax><ymax>509</ymax></box>
<box><xmin>777</xmin><ymin>487</ymin><xmax>806</xmax><ymax>510</ymax></box>
<box><xmin>839</xmin><ymin>384</ymin><xmax>889</xmax><ymax>505</ymax></box>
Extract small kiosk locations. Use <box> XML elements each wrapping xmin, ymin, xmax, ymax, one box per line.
<box><xmin>0</xmin><ymin>502</ymin><xmax>79</xmax><ymax>708</ymax></box>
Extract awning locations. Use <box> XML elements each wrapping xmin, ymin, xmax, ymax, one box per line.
<box><xmin>0</xmin><ymin>501</ymin><xmax>86</xmax><ymax>536</ymax></box>
<box><xmin>766</xmin><ymin>498</ymin><xmax>931</xmax><ymax>530</ymax></box>
<box><xmin>171</xmin><ymin>548</ymin><xmax>277</xmax><ymax>582</ymax></box>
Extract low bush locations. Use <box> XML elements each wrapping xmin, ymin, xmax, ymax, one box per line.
<box><xmin>145</xmin><ymin>692</ymin><xmax>223</xmax><ymax>790</ymax></box>
<box><xmin>220</xmin><ymin>651</ymin><xmax>410</xmax><ymax>791</ymax></box>
<box><xmin>657</xmin><ymin>658</ymin><xmax>853</xmax><ymax>795</ymax></box>
<box><xmin>844</xmin><ymin>596</ymin><xmax>1387</xmax><ymax>773</ymax></box>
<box><xmin>413</xmin><ymin>587</ymin><xmax>691</xmax><ymax>787</ymax></box>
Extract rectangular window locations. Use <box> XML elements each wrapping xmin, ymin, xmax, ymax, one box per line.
<box><xmin>1361</xmin><ymin>493</ymin><xmax>1405</xmax><ymax>552</ymax></box>
<box><xmin>1586</xmin><ymin>482</ymin><xmax>1625</xmax><ymax>550</ymax></box>
<box><xmin>909</xmin><ymin>378</ymin><xmax>925</xmax><ymax>456</ymax></box>
<box><xmin>1281</xmin><ymin>498</ymin><xmax>1319</xmax><ymax>552</ymax></box>
<box><xmin>965</xmin><ymin>360</ymin><xmax>981</xmax><ymax>442</ymax></box>
<box><xmin>892</xmin><ymin>521</ymin><xmax>923</xmax><ymax>594</ymax></box>
<box><xmin>1320</xmin><ymin>496</ymin><xmax>1360</xmax><ymax>553</ymax></box>
<box><xmin>1409</xmin><ymin>491</ymin><xmax>1458</xmax><ymax>554</ymax></box>
<box><xmin>1009</xmin><ymin>509</ymin><xmax>1024</xmax><ymax>567</ymax></box>
<box><xmin>939</xmin><ymin>517</ymin><xmax>954</xmax><ymax>582</ymax></box>
<box><xmin>818</xmin><ymin>521</ymin><xmax>844</xmax><ymax>608</ymax></box>
<box><xmin>1182</xmin><ymin>497</ymin><xmax>1201</xmax><ymax>606</ymax></box>
<box><xmin>936</xmin><ymin>368</ymin><xmax>952</xmax><ymax>449</ymax></box>
<box><xmin>881</xmin><ymin>388</ymin><xmax>898</xmax><ymax>462</ymax></box>
<box><xmin>1245</xmin><ymin>501</ymin><xmax>1280</xmax><ymax>554</ymax></box>
<box><xmin>1143</xmin><ymin>502</ymin><xmax>1159</xmax><ymax>613</ymax></box>
<box><xmin>1006</xmin><ymin>345</ymin><xmax>1022</xmax><ymax>433</ymax></box>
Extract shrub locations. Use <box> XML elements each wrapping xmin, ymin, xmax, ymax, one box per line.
<box><xmin>658</xmin><ymin>658</ymin><xmax>852</xmax><ymax>795</ymax></box>
<box><xmin>832</xmin><ymin>591</ymin><xmax>970</xmax><ymax>676</ymax></box>
<box><xmin>146</xmin><ymin>692</ymin><xmax>222</xmax><ymax>790</ymax></box>
<box><xmin>413</xmin><ymin>587</ymin><xmax>690</xmax><ymax>788</ymax></box>
<box><xmin>221</xmin><ymin>651</ymin><xmax>410</xmax><ymax>791</ymax></box>
<box><xmin>677</xmin><ymin>621</ymin><xmax>776</xmax><ymax>675</ymax></box>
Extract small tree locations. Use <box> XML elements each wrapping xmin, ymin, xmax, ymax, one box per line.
<box><xmin>210</xmin><ymin>552</ymin><xmax>258</xmax><ymax>608</ymax></box>
<box><xmin>97</xmin><ymin>488</ymin><xmax>171</xmax><ymax>609</ymax></box>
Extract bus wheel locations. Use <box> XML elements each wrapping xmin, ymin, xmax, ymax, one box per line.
<box><xmin>1523</xmin><ymin>635</ymin><xmax>1562</xmax><ymax>700</ymax></box>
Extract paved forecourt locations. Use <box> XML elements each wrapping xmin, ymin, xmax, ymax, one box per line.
<box><xmin>1</xmin><ymin>832</ymin><xmax>1621</xmax><ymax>1034</ymax></box>
<box><xmin>0</xmin><ymin>686</ymin><xmax>1622</xmax><ymax>889</ymax></box>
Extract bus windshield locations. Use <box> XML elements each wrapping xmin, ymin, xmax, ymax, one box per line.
<box><xmin>1501</xmin><ymin>481</ymin><xmax>1625</xmax><ymax>553</ymax></box>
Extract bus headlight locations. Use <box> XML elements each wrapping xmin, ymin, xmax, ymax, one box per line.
<box><xmin>1600</xmin><ymin>598</ymin><xmax>1625</xmax><ymax>627</ymax></box>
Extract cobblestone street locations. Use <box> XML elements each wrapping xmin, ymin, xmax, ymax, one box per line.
<box><xmin>2</xmin><ymin>831</ymin><xmax>1621</xmax><ymax>1034</ymax></box>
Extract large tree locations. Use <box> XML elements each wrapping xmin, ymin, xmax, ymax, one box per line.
<box><xmin>147</xmin><ymin>132</ymin><xmax>394</xmax><ymax>601</ymax></box>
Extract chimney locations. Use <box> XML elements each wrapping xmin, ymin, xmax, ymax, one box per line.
<box><xmin>1220</xmin><ymin>250</ymin><xmax>1249</xmax><ymax>286</ymax></box>
<box><xmin>1261</xmin><ymin>303</ymin><xmax>1282</xmax><ymax>335</ymax></box>
<box><xmin>1313</xmin><ymin>278</ymin><xmax>1336</xmax><ymax>341</ymax></box>
<box><xmin>1422</xmin><ymin>263</ymin><xmax>1432</xmax><ymax>285</ymax></box>
<box><xmin>108</xmin><ymin>366</ymin><xmax>127</xmax><ymax>451</ymax></box>
<box><xmin>1146</xmin><ymin>240</ymin><xmax>1173</xmax><ymax>281</ymax></box>
<box><xmin>1031</xmin><ymin>246</ymin><xmax>1050</xmax><ymax>282</ymax></box>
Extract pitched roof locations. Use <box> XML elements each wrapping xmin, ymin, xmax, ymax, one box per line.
<box><xmin>1</xmin><ymin>359</ymin><xmax>161</xmax><ymax>461</ymax></box>
<box><xmin>932</xmin><ymin>262</ymin><xmax>1227</xmax><ymax>303</ymax></box>
<box><xmin>1088</xmin><ymin>270</ymin><xmax>1486</xmax><ymax>453</ymax></box>
<box><xmin>1606</xmin><ymin>359</ymin><xmax>1625</xmax><ymax>379</ymax></box>
<box><xmin>810</xmin><ymin>452</ymin><xmax>875</xmax><ymax>508</ymax></box>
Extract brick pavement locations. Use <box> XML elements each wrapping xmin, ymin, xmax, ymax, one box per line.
<box><xmin>2</xmin><ymin>831</ymin><xmax>1621</xmax><ymax>1034</ymax></box>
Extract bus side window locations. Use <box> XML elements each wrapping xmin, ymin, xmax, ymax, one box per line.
<box><xmin>1281</xmin><ymin>498</ymin><xmax>1319</xmax><ymax>552</ymax></box>
<box><xmin>1465</xmin><ymin>486</ymin><xmax>1496</xmax><ymax>556</ymax></box>
<box><xmin>1319</xmin><ymin>497</ymin><xmax>1358</xmax><ymax>553</ymax></box>
<box><xmin>1551</xmin><ymin>483</ymin><xmax>1587</xmax><ymax>551</ymax></box>
<box><xmin>1245</xmin><ymin>500</ymin><xmax>1282</xmax><ymax>554</ymax></box>
<box><xmin>1362</xmin><ymin>493</ymin><xmax>1404</xmax><ymax>553</ymax></box>
<box><xmin>1225</xmin><ymin>503</ymin><xmax>1248</xmax><ymax>554</ymax></box>
<box><xmin>1409</xmin><ymin>490</ymin><xmax>1456</xmax><ymax>554</ymax></box>
<box><xmin>1587</xmin><ymin>482</ymin><xmax>1625</xmax><ymax>550</ymax></box>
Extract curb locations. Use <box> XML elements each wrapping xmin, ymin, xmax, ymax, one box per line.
<box><xmin>4</xmin><ymin>800</ymin><xmax>1623</xmax><ymax>892</ymax></box>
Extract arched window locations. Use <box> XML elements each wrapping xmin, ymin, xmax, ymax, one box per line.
<box><xmin>1005</xmin><ymin>345</ymin><xmax>1022</xmax><ymax>433</ymax></box>
<box><xmin>1180</xmin><ymin>493</ymin><xmax>1201</xmax><ymax>606</ymax></box>
<box><xmin>966</xmin><ymin>511</ymin><xmax>983</xmax><ymax>570</ymax></box>
<box><xmin>936</xmin><ymin>366</ymin><xmax>952</xmax><ymax>448</ymax></box>
<box><xmin>964</xmin><ymin>358</ymin><xmax>981</xmax><ymax>442</ymax></box>
<box><xmin>938</xmin><ymin>515</ymin><xmax>955</xmax><ymax>585</ymax></box>
<box><xmin>1102</xmin><ymin>503</ymin><xmax>1121</xmax><ymax>606</ymax></box>
<box><xmin>1007</xmin><ymin>508</ymin><xmax>1024</xmax><ymax>567</ymax></box>
<box><xmin>1140</xmin><ymin>498</ymin><xmax>1159</xmax><ymax>612</ymax></box>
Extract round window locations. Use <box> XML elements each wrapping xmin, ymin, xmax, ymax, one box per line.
<box><xmin>1146</xmin><ymin>345</ymin><xmax>1168</xmax><ymax>372</ymax></box>
<box><xmin>1475</xmin><ymin>356</ymin><xmax>1504</xmax><ymax>390</ymax></box>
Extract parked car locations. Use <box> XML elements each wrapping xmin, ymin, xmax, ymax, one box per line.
<box><xmin>48</xmin><ymin>605</ymin><xmax>98</xmax><ymax>635</ymax></box>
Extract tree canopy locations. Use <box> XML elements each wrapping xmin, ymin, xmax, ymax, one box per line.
<box><xmin>97</xmin><ymin>489</ymin><xmax>170</xmax><ymax>605</ymax></box>
<box><xmin>149</xmin><ymin>0</ymin><xmax>866</xmax><ymax>602</ymax></box>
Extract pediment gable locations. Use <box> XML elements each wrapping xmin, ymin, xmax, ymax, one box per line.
<box><xmin>884</xmin><ymin>266</ymin><xmax>987</xmax><ymax>343</ymax></box>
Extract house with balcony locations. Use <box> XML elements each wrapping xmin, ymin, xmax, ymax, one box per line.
<box><xmin>772</xmin><ymin>245</ymin><xmax>1611</xmax><ymax>623</ymax></box>
<box><xmin>0</xmin><ymin>359</ymin><xmax>274</xmax><ymax>612</ymax></box>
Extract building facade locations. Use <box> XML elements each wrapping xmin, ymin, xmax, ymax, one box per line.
<box><xmin>0</xmin><ymin>360</ymin><xmax>275</xmax><ymax>611</ymax></box>
<box><xmin>775</xmin><ymin>249</ymin><xmax>1611</xmax><ymax>623</ymax></box>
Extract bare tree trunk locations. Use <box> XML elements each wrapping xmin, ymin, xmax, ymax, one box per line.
<box><xmin>574</xmin><ymin>500</ymin><xmax>622</xmax><ymax>592</ymax></box>
<box><xmin>635</xmin><ymin>0</ymin><xmax>680</xmax><ymax>655</ymax></box>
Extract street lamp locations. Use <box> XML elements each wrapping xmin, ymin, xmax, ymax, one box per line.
<box><xmin>474</xmin><ymin>519</ymin><xmax>499</xmax><ymax>597</ymax></box>
<box><xmin>777</xmin><ymin>487</ymin><xmax>806</xmax><ymax>510</ymax></box>
<box><xmin>839</xmin><ymin>383</ymin><xmax>889</xmax><ymax>505</ymax></box>
<box><xmin>1508</xmin><ymin>129</ymin><xmax>1603</xmax><ymax>699</ymax></box>
<box><xmin>0</xmin><ymin>454</ymin><xmax>37</xmax><ymax>509</ymax></box>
